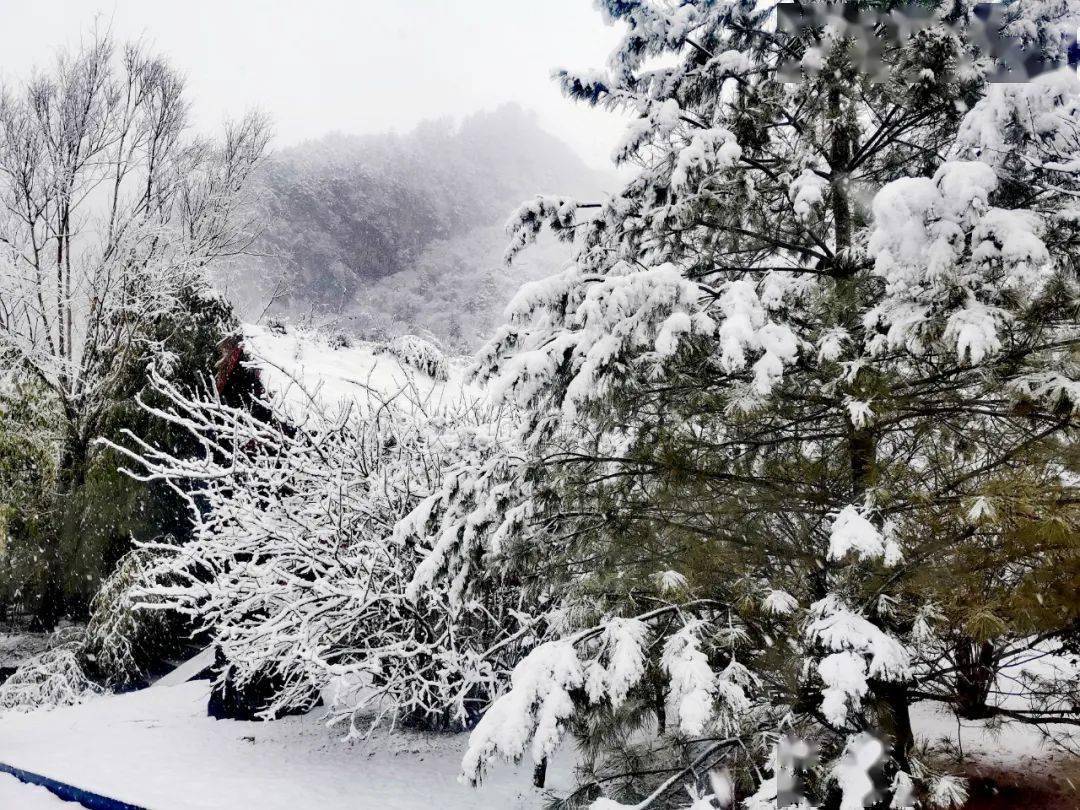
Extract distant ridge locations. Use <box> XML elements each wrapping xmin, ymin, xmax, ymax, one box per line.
<box><xmin>222</xmin><ymin>103</ymin><xmax>614</xmax><ymax>347</ymax></box>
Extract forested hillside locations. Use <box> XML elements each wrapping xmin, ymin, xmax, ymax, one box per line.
<box><xmin>223</xmin><ymin>105</ymin><xmax>613</xmax><ymax>348</ymax></box>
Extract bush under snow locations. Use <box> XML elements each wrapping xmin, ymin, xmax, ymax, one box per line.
<box><xmin>0</xmin><ymin>630</ymin><xmax>101</xmax><ymax>712</ymax></box>
<box><xmin>378</xmin><ymin>335</ymin><xmax>450</xmax><ymax>381</ymax></box>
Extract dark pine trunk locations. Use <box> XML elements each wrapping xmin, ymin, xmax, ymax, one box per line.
<box><xmin>874</xmin><ymin>681</ymin><xmax>914</xmax><ymax>772</ymax></box>
<box><xmin>850</xmin><ymin>427</ymin><xmax>916</xmax><ymax>771</ymax></box>
<box><xmin>533</xmin><ymin>757</ymin><xmax>548</xmax><ymax>789</ymax></box>
<box><xmin>654</xmin><ymin>678</ymin><xmax>667</xmax><ymax>737</ymax></box>
<box><xmin>954</xmin><ymin>638</ymin><xmax>996</xmax><ymax>719</ymax></box>
<box><xmin>34</xmin><ymin>429</ymin><xmax>88</xmax><ymax>630</ymax></box>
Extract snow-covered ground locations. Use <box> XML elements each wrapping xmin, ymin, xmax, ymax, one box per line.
<box><xmin>242</xmin><ymin>325</ymin><xmax>479</xmax><ymax>420</ymax></box>
<box><xmin>0</xmin><ymin>629</ymin><xmax>51</xmax><ymax>671</ymax></box>
<box><xmin>4</xmin><ymin>672</ymin><xmax>1078</xmax><ymax>810</ymax></box>
<box><xmin>0</xmin><ymin>677</ymin><xmax>570</xmax><ymax>810</ymax></box>
<box><xmin>0</xmin><ymin>773</ymin><xmax>70</xmax><ymax>808</ymax></box>
<box><xmin>912</xmin><ymin>701</ymin><xmax>1079</xmax><ymax>781</ymax></box>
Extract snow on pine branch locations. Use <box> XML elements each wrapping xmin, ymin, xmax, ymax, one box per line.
<box><xmin>866</xmin><ymin>160</ymin><xmax>1054</xmax><ymax>367</ymax></box>
<box><xmin>827</xmin><ymin>506</ymin><xmax>901</xmax><ymax>566</ymax></box>
<box><xmin>671</xmin><ymin>127</ymin><xmax>742</xmax><ymax>192</ymax></box>
<box><xmin>395</xmin><ymin>389</ymin><xmax>538</xmax><ymax>610</ymax></box>
<box><xmin>504</xmin><ymin>196</ymin><xmax>580</xmax><ymax>264</ymax></box>
<box><xmin>461</xmin><ymin>603</ymin><xmax>753</xmax><ymax>786</ymax></box>
<box><xmin>473</xmin><ymin>261</ymin><xmax>802</xmax><ymax>416</ymax></box>
<box><xmin>806</xmin><ymin>596</ymin><xmax>912</xmax><ymax>728</ymax></box>
<box><xmin>592</xmin><ymin>0</ymin><xmax>717</xmax><ymax>85</ymax></box>
<box><xmin>460</xmin><ymin>640</ymin><xmax>584</xmax><ymax>782</ymax></box>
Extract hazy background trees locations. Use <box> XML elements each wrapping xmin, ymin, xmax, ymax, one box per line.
<box><xmin>220</xmin><ymin>104</ymin><xmax>615</xmax><ymax>350</ymax></box>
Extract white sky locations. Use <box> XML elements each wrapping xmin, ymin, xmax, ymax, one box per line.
<box><xmin>0</xmin><ymin>0</ymin><xmax>627</xmax><ymax>169</ymax></box>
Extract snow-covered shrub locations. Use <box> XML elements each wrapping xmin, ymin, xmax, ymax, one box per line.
<box><xmin>328</xmin><ymin>331</ymin><xmax>353</xmax><ymax>350</ymax></box>
<box><xmin>83</xmin><ymin>549</ymin><xmax>174</xmax><ymax>689</ymax></box>
<box><xmin>379</xmin><ymin>334</ymin><xmax>449</xmax><ymax>381</ymax></box>
<box><xmin>0</xmin><ymin>630</ymin><xmax>101</xmax><ymax>711</ymax></box>
<box><xmin>265</xmin><ymin>317</ymin><xmax>288</xmax><ymax>335</ymax></box>
<box><xmin>106</xmin><ymin>368</ymin><xmax>538</xmax><ymax>731</ymax></box>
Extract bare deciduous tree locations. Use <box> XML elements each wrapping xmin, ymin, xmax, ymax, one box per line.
<box><xmin>0</xmin><ymin>34</ymin><xmax>269</xmax><ymax>627</ymax></box>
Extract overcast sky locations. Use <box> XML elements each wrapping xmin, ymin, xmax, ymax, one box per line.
<box><xmin>0</xmin><ymin>0</ymin><xmax>627</xmax><ymax>169</ymax></box>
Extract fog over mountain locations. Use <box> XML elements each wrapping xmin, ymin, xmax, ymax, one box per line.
<box><xmin>218</xmin><ymin>104</ymin><xmax>614</xmax><ymax>350</ymax></box>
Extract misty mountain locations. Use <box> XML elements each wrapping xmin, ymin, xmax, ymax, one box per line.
<box><xmin>222</xmin><ymin>105</ymin><xmax>613</xmax><ymax>347</ymax></box>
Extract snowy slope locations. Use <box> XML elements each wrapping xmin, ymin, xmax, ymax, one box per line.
<box><xmin>0</xmin><ymin>681</ymin><xmax>571</xmax><ymax>810</ymax></box>
<box><xmin>242</xmin><ymin>325</ymin><xmax>480</xmax><ymax>420</ymax></box>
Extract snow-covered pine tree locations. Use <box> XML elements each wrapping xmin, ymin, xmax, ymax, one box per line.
<box><xmin>401</xmin><ymin>0</ymin><xmax>1080</xmax><ymax>806</ymax></box>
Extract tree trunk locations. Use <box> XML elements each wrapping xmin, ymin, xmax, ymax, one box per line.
<box><xmin>829</xmin><ymin>87</ymin><xmax>852</xmax><ymax>267</ymax></box>
<box><xmin>873</xmin><ymin>681</ymin><xmax>914</xmax><ymax>772</ymax></box>
<box><xmin>849</xmin><ymin>394</ymin><xmax>915</xmax><ymax>776</ymax></box>
<box><xmin>533</xmin><ymin>757</ymin><xmax>548</xmax><ymax>789</ymax></box>
<box><xmin>954</xmin><ymin>638</ymin><xmax>996</xmax><ymax>719</ymax></box>
<box><xmin>828</xmin><ymin>44</ymin><xmax>915</xmax><ymax>786</ymax></box>
<box><xmin>654</xmin><ymin>676</ymin><xmax>667</xmax><ymax>736</ymax></box>
<box><xmin>35</xmin><ymin>429</ymin><xmax>88</xmax><ymax>630</ymax></box>
<box><xmin>853</xmin><ymin>424</ymin><xmax>914</xmax><ymax>770</ymax></box>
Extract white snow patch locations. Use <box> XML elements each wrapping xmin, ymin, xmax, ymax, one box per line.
<box><xmin>241</xmin><ymin>324</ymin><xmax>479</xmax><ymax>422</ymax></box>
<box><xmin>828</xmin><ymin>506</ymin><xmax>885</xmax><ymax>563</ymax></box>
<box><xmin>151</xmin><ymin>647</ymin><xmax>214</xmax><ymax>690</ymax></box>
<box><xmin>0</xmin><ymin>682</ymin><xmax>571</xmax><ymax>809</ymax></box>
<box><xmin>0</xmin><ymin>774</ymin><xmax>70</xmax><ymax>808</ymax></box>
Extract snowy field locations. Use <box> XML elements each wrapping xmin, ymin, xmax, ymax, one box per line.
<box><xmin>2</xmin><ymin>633</ymin><xmax>1078</xmax><ymax>808</ymax></box>
<box><xmin>0</xmin><ymin>676</ymin><xmax>571</xmax><ymax>810</ymax></box>
<box><xmin>0</xmin><ymin>773</ymin><xmax>68</xmax><ymax>808</ymax></box>
<box><xmin>2</xmin><ymin>672</ymin><xmax>1077</xmax><ymax>809</ymax></box>
<box><xmin>242</xmin><ymin>324</ymin><xmax>478</xmax><ymax>419</ymax></box>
